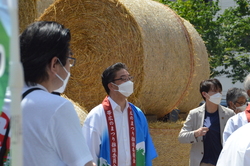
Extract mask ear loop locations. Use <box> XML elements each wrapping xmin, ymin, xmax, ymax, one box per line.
<box><xmin>50</xmin><ymin>57</ymin><xmax>59</xmax><ymax>75</ymax></box>
<box><xmin>110</xmin><ymin>82</ymin><xmax>119</xmax><ymax>92</ymax></box>
<box><xmin>55</xmin><ymin>73</ymin><xmax>64</xmax><ymax>82</ymax></box>
<box><xmin>57</xmin><ymin>58</ymin><xmax>69</xmax><ymax>74</ymax></box>
<box><xmin>204</xmin><ymin>92</ymin><xmax>210</xmax><ymax>100</ymax></box>
<box><xmin>111</xmin><ymin>82</ymin><xmax>117</xmax><ymax>86</ymax></box>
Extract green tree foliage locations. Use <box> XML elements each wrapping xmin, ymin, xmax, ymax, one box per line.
<box><xmin>158</xmin><ymin>0</ymin><xmax>250</xmax><ymax>83</ymax></box>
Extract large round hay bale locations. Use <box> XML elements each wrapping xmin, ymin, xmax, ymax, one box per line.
<box><xmin>19</xmin><ymin>0</ymin><xmax>37</xmax><ymax>33</ymax></box>
<box><xmin>38</xmin><ymin>0</ymin><xmax>144</xmax><ymax>112</ymax></box>
<box><xmin>117</xmin><ymin>0</ymin><xmax>210</xmax><ymax>117</ymax></box>
<box><xmin>176</xmin><ymin>19</ymin><xmax>210</xmax><ymax>113</ymax></box>
<box><xmin>38</xmin><ymin>0</ymin><xmax>210</xmax><ymax>118</ymax></box>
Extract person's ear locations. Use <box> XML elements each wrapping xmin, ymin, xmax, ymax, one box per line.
<box><xmin>228</xmin><ymin>101</ymin><xmax>233</xmax><ymax>108</ymax></box>
<box><xmin>108</xmin><ymin>82</ymin><xmax>116</xmax><ymax>92</ymax></box>
<box><xmin>228</xmin><ymin>101</ymin><xmax>236</xmax><ymax>110</ymax></box>
<box><xmin>108</xmin><ymin>82</ymin><xmax>113</xmax><ymax>91</ymax></box>
<box><xmin>201</xmin><ymin>91</ymin><xmax>207</xmax><ymax>99</ymax></box>
<box><xmin>50</xmin><ymin>57</ymin><xmax>59</xmax><ymax>73</ymax></box>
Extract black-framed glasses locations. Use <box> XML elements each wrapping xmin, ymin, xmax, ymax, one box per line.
<box><xmin>67</xmin><ymin>56</ymin><xmax>76</xmax><ymax>67</ymax></box>
<box><xmin>113</xmin><ymin>76</ymin><xmax>133</xmax><ymax>82</ymax></box>
<box><xmin>235</xmin><ymin>101</ymin><xmax>248</xmax><ymax>106</ymax></box>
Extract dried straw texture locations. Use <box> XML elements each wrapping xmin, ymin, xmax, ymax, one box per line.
<box><xmin>37</xmin><ymin>0</ymin><xmax>56</xmax><ymax>16</ymax></box>
<box><xmin>61</xmin><ymin>94</ymin><xmax>88</xmax><ymax>125</ymax></box>
<box><xmin>118</xmin><ymin>0</ymin><xmax>208</xmax><ymax>117</ymax></box>
<box><xmin>149</xmin><ymin>121</ymin><xmax>190</xmax><ymax>165</ymax></box>
<box><xmin>174</xmin><ymin>19</ymin><xmax>210</xmax><ymax>113</ymax></box>
<box><xmin>38</xmin><ymin>0</ymin><xmax>209</xmax><ymax>118</ymax></box>
<box><xmin>19</xmin><ymin>0</ymin><xmax>37</xmax><ymax>33</ymax></box>
<box><xmin>38</xmin><ymin>0</ymin><xmax>144</xmax><ymax>112</ymax></box>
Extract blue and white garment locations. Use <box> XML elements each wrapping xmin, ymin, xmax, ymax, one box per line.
<box><xmin>83</xmin><ymin>101</ymin><xmax>157</xmax><ymax>166</ymax></box>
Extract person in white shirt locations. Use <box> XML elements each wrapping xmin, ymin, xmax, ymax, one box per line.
<box><xmin>82</xmin><ymin>62</ymin><xmax>157</xmax><ymax>166</ymax></box>
<box><xmin>20</xmin><ymin>21</ymin><xmax>95</xmax><ymax>166</ymax></box>
<box><xmin>223</xmin><ymin>74</ymin><xmax>250</xmax><ymax>144</ymax></box>
<box><xmin>217</xmin><ymin>123</ymin><xmax>250</xmax><ymax>166</ymax></box>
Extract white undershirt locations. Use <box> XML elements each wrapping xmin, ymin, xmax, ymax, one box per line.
<box><xmin>109</xmin><ymin>97</ymin><xmax>131</xmax><ymax>166</ymax></box>
<box><xmin>83</xmin><ymin>97</ymin><xmax>132</xmax><ymax>166</ymax></box>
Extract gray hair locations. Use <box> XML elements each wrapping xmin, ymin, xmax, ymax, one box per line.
<box><xmin>226</xmin><ymin>87</ymin><xmax>248</xmax><ymax>106</ymax></box>
<box><xmin>244</xmin><ymin>73</ymin><xmax>250</xmax><ymax>91</ymax></box>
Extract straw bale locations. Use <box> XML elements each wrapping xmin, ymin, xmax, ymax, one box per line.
<box><xmin>149</xmin><ymin>121</ymin><xmax>190</xmax><ymax>165</ymax></box>
<box><xmin>61</xmin><ymin>94</ymin><xmax>88</xmax><ymax>125</ymax></box>
<box><xmin>118</xmin><ymin>0</ymin><xmax>209</xmax><ymax>117</ymax></box>
<box><xmin>38</xmin><ymin>0</ymin><xmax>210</xmax><ymax>118</ymax></box>
<box><xmin>176</xmin><ymin>19</ymin><xmax>210</xmax><ymax>113</ymax></box>
<box><xmin>19</xmin><ymin>0</ymin><xmax>37</xmax><ymax>33</ymax></box>
<box><xmin>36</xmin><ymin>0</ymin><xmax>56</xmax><ymax>16</ymax></box>
<box><xmin>38</xmin><ymin>0</ymin><xmax>144</xmax><ymax>112</ymax></box>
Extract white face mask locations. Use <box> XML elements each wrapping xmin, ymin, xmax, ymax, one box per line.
<box><xmin>236</xmin><ymin>104</ymin><xmax>247</xmax><ymax>112</ymax></box>
<box><xmin>112</xmin><ymin>81</ymin><xmax>134</xmax><ymax>97</ymax></box>
<box><xmin>208</xmin><ymin>92</ymin><xmax>222</xmax><ymax>105</ymax></box>
<box><xmin>54</xmin><ymin>59</ymin><xmax>70</xmax><ymax>93</ymax></box>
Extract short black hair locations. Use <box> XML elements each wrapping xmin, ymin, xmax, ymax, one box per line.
<box><xmin>20</xmin><ymin>21</ymin><xmax>71</xmax><ymax>86</ymax></box>
<box><xmin>200</xmin><ymin>78</ymin><xmax>222</xmax><ymax>101</ymax></box>
<box><xmin>101</xmin><ymin>62</ymin><xmax>128</xmax><ymax>95</ymax></box>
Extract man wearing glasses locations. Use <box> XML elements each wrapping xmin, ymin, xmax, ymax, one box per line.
<box><xmin>223</xmin><ymin>74</ymin><xmax>250</xmax><ymax>144</ymax></box>
<box><xmin>82</xmin><ymin>62</ymin><xmax>157</xmax><ymax>166</ymax></box>
<box><xmin>20</xmin><ymin>21</ymin><xmax>94</xmax><ymax>166</ymax></box>
<box><xmin>226</xmin><ymin>87</ymin><xmax>248</xmax><ymax>114</ymax></box>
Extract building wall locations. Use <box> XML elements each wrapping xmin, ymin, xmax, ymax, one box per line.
<box><xmin>218</xmin><ymin>0</ymin><xmax>236</xmax><ymax>14</ymax></box>
<box><xmin>214</xmin><ymin>75</ymin><xmax>244</xmax><ymax>100</ymax></box>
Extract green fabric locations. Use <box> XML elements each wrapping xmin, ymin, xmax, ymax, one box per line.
<box><xmin>136</xmin><ymin>148</ymin><xmax>145</xmax><ymax>166</ymax></box>
<box><xmin>0</xmin><ymin>20</ymin><xmax>10</xmax><ymax>113</ymax></box>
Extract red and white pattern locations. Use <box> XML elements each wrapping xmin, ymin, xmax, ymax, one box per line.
<box><xmin>102</xmin><ymin>96</ymin><xmax>136</xmax><ymax>166</ymax></box>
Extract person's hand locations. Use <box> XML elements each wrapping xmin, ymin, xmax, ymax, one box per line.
<box><xmin>194</xmin><ymin>127</ymin><xmax>209</xmax><ymax>138</ymax></box>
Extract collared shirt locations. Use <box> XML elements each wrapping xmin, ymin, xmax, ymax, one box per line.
<box><xmin>22</xmin><ymin>84</ymin><xmax>93</xmax><ymax>166</ymax></box>
<box><xmin>83</xmin><ymin>96</ymin><xmax>132</xmax><ymax>166</ymax></box>
<box><xmin>223</xmin><ymin>111</ymin><xmax>248</xmax><ymax>144</ymax></box>
<box><xmin>178</xmin><ymin>103</ymin><xmax>235</xmax><ymax>166</ymax></box>
<box><xmin>109</xmin><ymin>97</ymin><xmax>131</xmax><ymax>166</ymax></box>
<box><xmin>217</xmin><ymin>123</ymin><xmax>250</xmax><ymax>166</ymax></box>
